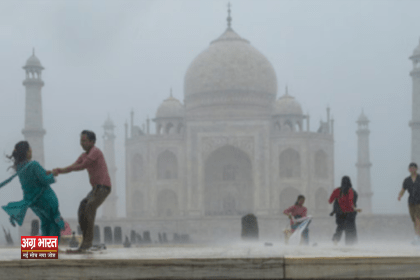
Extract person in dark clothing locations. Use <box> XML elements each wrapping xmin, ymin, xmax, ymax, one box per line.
<box><xmin>329</xmin><ymin>176</ymin><xmax>361</xmax><ymax>245</ymax></box>
<box><xmin>398</xmin><ymin>162</ymin><xmax>420</xmax><ymax>245</ymax></box>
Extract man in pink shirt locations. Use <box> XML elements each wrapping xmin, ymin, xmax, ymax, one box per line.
<box><xmin>53</xmin><ymin>130</ymin><xmax>111</xmax><ymax>252</ymax></box>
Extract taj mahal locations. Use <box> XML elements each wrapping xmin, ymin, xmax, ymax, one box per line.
<box><xmin>16</xmin><ymin>8</ymin><xmax>394</xmax><ymax>243</ymax></box>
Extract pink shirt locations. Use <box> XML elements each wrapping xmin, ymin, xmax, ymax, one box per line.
<box><xmin>71</xmin><ymin>146</ymin><xmax>111</xmax><ymax>188</ymax></box>
<box><xmin>284</xmin><ymin>205</ymin><xmax>307</xmax><ymax>225</ymax></box>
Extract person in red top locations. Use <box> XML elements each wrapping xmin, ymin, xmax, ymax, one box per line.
<box><xmin>329</xmin><ymin>176</ymin><xmax>361</xmax><ymax>245</ymax></box>
<box><xmin>283</xmin><ymin>195</ymin><xmax>310</xmax><ymax>245</ymax></box>
<box><xmin>53</xmin><ymin>130</ymin><xmax>111</xmax><ymax>252</ymax></box>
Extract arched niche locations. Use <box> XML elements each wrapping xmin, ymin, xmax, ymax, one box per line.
<box><xmin>165</xmin><ymin>122</ymin><xmax>174</xmax><ymax>134</ymax></box>
<box><xmin>157</xmin><ymin>150</ymin><xmax>178</xmax><ymax>179</ymax></box>
<box><xmin>279</xmin><ymin>148</ymin><xmax>301</xmax><ymax>178</ymax></box>
<box><xmin>204</xmin><ymin>145</ymin><xmax>253</xmax><ymax>216</ymax></box>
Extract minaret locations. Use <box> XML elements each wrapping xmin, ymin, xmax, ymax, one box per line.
<box><xmin>102</xmin><ymin>115</ymin><xmax>118</xmax><ymax>219</ymax></box>
<box><xmin>356</xmin><ymin>110</ymin><xmax>372</xmax><ymax>214</ymax></box>
<box><xmin>409</xmin><ymin>38</ymin><xmax>420</xmax><ymax>164</ymax></box>
<box><xmin>22</xmin><ymin>49</ymin><xmax>46</xmax><ymax>167</ymax></box>
<box><xmin>19</xmin><ymin>49</ymin><xmax>45</xmax><ymax>236</ymax></box>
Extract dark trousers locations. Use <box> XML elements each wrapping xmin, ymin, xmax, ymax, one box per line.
<box><xmin>78</xmin><ymin>185</ymin><xmax>111</xmax><ymax>249</ymax></box>
<box><xmin>332</xmin><ymin>212</ymin><xmax>357</xmax><ymax>245</ymax></box>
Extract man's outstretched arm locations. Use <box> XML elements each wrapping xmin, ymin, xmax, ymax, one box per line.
<box><xmin>54</xmin><ymin>157</ymin><xmax>93</xmax><ymax>175</ymax></box>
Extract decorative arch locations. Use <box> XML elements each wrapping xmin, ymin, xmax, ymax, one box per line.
<box><xmin>279</xmin><ymin>187</ymin><xmax>300</xmax><ymax>211</ymax></box>
<box><xmin>295</xmin><ymin>121</ymin><xmax>302</xmax><ymax>132</ymax></box>
<box><xmin>157</xmin><ymin>189</ymin><xmax>178</xmax><ymax>217</ymax></box>
<box><xmin>315</xmin><ymin>188</ymin><xmax>329</xmax><ymax>213</ymax></box>
<box><xmin>204</xmin><ymin>145</ymin><xmax>253</xmax><ymax>216</ymax></box>
<box><xmin>157</xmin><ymin>150</ymin><xmax>178</xmax><ymax>179</ymax></box>
<box><xmin>165</xmin><ymin>123</ymin><xmax>174</xmax><ymax>134</ymax></box>
<box><xmin>314</xmin><ymin>150</ymin><xmax>328</xmax><ymax>179</ymax></box>
<box><xmin>131</xmin><ymin>154</ymin><xmax>143</xmax><ymax>182</ymax></box>
<box><xmin>279</xmin><ymin>148</ymin><xmax>301</xmax><ymax>178</ymax></box>
<box><xmin>157</xmin><ymin>124</ymin><xmax>163</xmax><ymax>135</ymax></box>
<box><xmin>284</xmin><ymin>120</ymin><xmax>293</xmax><ymax>131</ymax></box>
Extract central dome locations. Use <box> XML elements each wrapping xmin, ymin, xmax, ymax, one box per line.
<box><xmin>184</xmin><ymin>26</ymin><xmax>277</xmax><ymax>118</ymax></box>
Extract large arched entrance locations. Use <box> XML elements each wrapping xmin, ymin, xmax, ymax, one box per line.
<box><xmin>204</xmin><ymin>145</ymin><xmax>253</xmax><ymax>216</ymax></box>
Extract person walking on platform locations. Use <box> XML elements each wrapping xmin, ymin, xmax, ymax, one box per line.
<box><xmin>53</xmin><ymin>130</ymin><xmax>111</xmax><ymax>252</ymax></box>
<box><xmin>398</xmin><ymin>162</ymin><xmax>420</xmax><ymax>245</ymax></box>
<box><xmin>329</xmin><ymin>176</ymin><xmax>361</xmax><ymax>245</ymax></box>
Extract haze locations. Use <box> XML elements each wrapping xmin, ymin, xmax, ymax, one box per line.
<box><xmin>0</xmin><ymin>0</ymin><xmax>418</xmax><ymax>238</ymax></box>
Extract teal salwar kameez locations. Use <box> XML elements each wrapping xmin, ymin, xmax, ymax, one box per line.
<box><xmin>0</xmin><ymin>161</ymin><xmax>64</xmax><ymax>243</ymax></box>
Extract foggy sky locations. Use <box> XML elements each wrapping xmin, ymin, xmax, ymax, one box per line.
<box><xmin>0</xmin><ymin>0</ymin><xmax>419</xmax><ymax>236</ymax></box>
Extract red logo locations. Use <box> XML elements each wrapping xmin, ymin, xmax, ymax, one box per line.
<box><xmin>21</xmin><ymin>236</ymin><xmax>58</xmax><ymax>259</ymax></box>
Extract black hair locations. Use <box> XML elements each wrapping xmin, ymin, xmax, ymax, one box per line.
<box><xmin>340</xmin><ymin>176</ymin><xmax>352</xmax><ymax>196</ymax></box>
<box><xmin>409</xmin><ymin>162</ymin><xmax>418</xmax><ymax>168</ymax></box>
<box><xmin>81</xmin><ymin>130</ymin><xmax>96</xmax><ymax>143</ymax></box>
<box><xmin>294</xmin><ymin>195</ymin><xmax>305</xmax><ymax>206</ymax></box>
<box><xmin>6</xmin><ymin>141</ymin><xmax>30</xmax><ymax>170</ymax></box>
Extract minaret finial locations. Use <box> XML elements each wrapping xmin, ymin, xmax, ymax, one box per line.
<box><xmin>227</xmin><ymin>2</ymin><xmax>232</xmax><ymax>28</ymax></box>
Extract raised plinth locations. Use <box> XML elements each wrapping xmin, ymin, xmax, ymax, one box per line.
<box><xmin>0</xmin><ymin>243</ymin><xmax>419</xmax><ymax>279</ymax></box>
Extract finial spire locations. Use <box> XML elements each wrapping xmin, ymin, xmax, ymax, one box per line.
<box><xmin>32</xmin><ymin>48</ymin><xmax>35</xmax><ymax>56</ymax></box>
<box><xmin>285</xmin><ymin>85</ymin><xmax>289</xmax><ymax>96</ymax></box>
<box><xmin>227</xmin><ymin>2</ymin><xmax>232</xmax><ymax>28</ymax></box>
<box><xmin>170</xmin><ymin>87</ymin><xmax>173</xmax><ymax>98</ymax></box>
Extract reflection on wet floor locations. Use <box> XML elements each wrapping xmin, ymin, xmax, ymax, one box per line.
<box><xmin>1</xmin><ymin>241</ymin><xmax>419</xmax><ymax>260</ymax></box>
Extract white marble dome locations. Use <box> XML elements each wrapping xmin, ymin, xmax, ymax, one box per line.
<box><xmin>156</xmin><ymin>95</ymin><xmax>184</xmax><ymax>119</ymax></box>
<box><xmin>275</xmin><ymin>92</ymin><xmax>303</xmax><ymax>115</ymax></box>
<box><xmin>25</xmin><ymin>54</ymin><xmax>43</xmax><ymax>68</ymax></box>
<box><xmin>184</xmin><ymin>27</ymin><xmax>277</xmax><ymax>113</ymax></box>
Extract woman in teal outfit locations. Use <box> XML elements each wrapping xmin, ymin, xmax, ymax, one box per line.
<box><xmin>0</xmin><ymin>141</ymin><xmax>64</xmax><ymax>243</ymax></box>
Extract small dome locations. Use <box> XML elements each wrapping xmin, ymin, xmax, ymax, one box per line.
<box><xmin>156</xmin><ymin>94</ymin><xmax>184</xmax><ymax>119</ymax></box>
<box><xmin>274</xmin><ymin>89</ymin><xmax>303</xmax><ymax>115</ymax></box>
<box><xmin>357</xmin><ymin>110</ymin><xmax>369</xmax><ymax>122</ymax></box>
<box><xmin>103</xmin><ymin>116</ymin><xmax>115</xmax><ymax>128</ymax></box>
<box><xmin>24</xmin><ymin>50</ymin><xmax>43</xmax><ymax>68</ymax></box>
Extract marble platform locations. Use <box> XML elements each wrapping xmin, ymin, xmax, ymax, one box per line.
<box><xmin>0</xmin><ymin>242</ymin><xmax>419</xmax><ymax>279</ymax></box>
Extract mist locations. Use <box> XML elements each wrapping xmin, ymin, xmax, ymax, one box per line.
<box><xmin>0</xmin><ymin>0</ymin><xmax>419</xmax><ymax>244</ymax></box>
